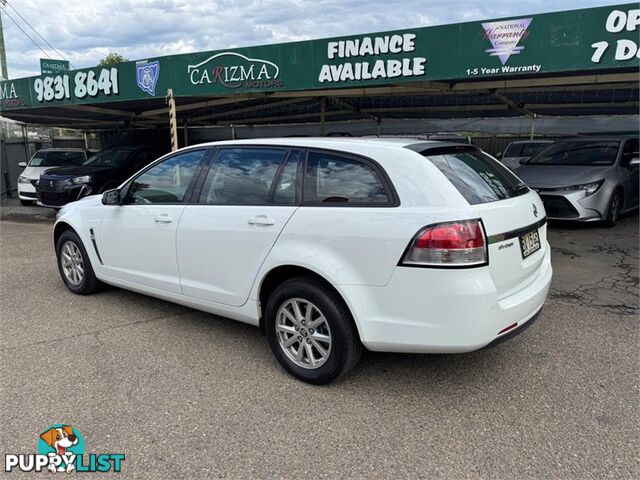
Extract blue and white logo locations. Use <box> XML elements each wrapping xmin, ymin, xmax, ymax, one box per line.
<box><xmin>136</xmin><ymin>61</ymin><xmax>160</xmax><ymax>96</ymax></box>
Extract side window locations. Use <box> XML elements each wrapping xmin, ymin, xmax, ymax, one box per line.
<box><xmin>126</xmin><ymin>149</ymin><xmax>206</xmax><ymax>204</ymax></box>
<box><xmin>621</xmin><ymin>139</ymin><xmax>639</xmax><ymax>167</ymax></box>
<box><xmin>304</xmin><ymin>151</ymin><xmax>390</xmax><ymax>205</ymax></box>
<box><xmin>200</xmin><ymin>148</ymin><xmax>286</xmax><ymax>205</ymax></box>
<box><xmin>273</xmin><ymin>151</ymin><xmax>301</xmax><ymax>204</ymax></box>
<box><xmin>503</xmin><ymin>143</ymin><xmax>523</xmax><ymax>158</ymax></box>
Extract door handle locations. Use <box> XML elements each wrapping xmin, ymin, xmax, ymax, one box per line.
<box><xmin>154</xmin><ymin>214</ymin><xmax>173</xmax><ymax>224</ymax></box>
<box><xmin>248</xmin><ymin>215</ymin><xmax>275</xmax><ymax>226</ymax></box>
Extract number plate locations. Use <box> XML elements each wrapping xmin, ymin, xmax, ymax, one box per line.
<box><xmin>519</xmin><ymin>229</ymin><xmax>541</xmax><ymax>259</ymax></box>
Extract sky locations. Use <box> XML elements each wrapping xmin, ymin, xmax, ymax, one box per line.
<box><xmin>0</xmin><ymin>0</ymin><xmax>628</xmax><ymax>79</ymax></box>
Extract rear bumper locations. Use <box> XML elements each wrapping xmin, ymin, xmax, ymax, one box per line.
<box><xmin>482</xmin><ymin>307</ymin><xmax>541</xmax><ymax>349</ymax></box>
<box><xmin>339</xmin><ymin>243</ymin><xmax>552</xmax><ymax>353</ymax></box>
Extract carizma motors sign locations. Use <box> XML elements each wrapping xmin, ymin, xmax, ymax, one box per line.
<box><xmin>187</xmin><ymin>52</ymin><xmax>282</xmax><ymax>89</ymax></box>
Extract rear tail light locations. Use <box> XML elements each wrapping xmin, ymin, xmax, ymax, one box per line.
<box><xmin>400</xmin><ymin>219</ymin><xmax>488</xmax><ymax>267</ymax></box>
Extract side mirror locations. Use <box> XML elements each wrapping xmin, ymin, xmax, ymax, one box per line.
<box><xmin>519</xmin><ymin>158</ymin><xmax>529</xmax><ymax>165</ymax></box>
<box><xmin>629</xmin><ymin>157</ymin><xmax>640</xmax><ymax>167</ymax></box>
<box><xmin>101</xmin><ymin>189</ymin><xmax>121</xmax><ymax>205</ymax></box>
<box><xmin>18</xmin><ymin>162</ymin><xmax>27</xmax><ymax>168</ymax></box>
<box><xmin>495</xmin><ymin>152</ymin><xmax>502</xmax><ymax>159</ymax></box>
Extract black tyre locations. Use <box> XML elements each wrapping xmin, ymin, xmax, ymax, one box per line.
<box><xmin>603</xmin><ymin>190</ymin><xmax>622</xmax><ymax>228</ymax></box>
<box><xmin>20</xmin><ymin>199</ymin><xmax>35</xmax><ymax>206</ymax></box>
<box><xmin>265</xmin><ymin>276</ymin><xmax>362</xmax><ymax>384</ymax></box>
<box><xmin>55</xmin><ymin>230</ymin><xmax>102</xmax><ymax>295</ymax></box>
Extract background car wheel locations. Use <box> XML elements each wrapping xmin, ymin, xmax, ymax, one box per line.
<box><xmin>265</xmin><ymin>276</ymin><xmax>362</xmax><ymax>385</ymax></box>
<box><xmin>19</xmin><ymin>199</ymin><xmax>35</xmax><ymax>206</ymax></box>
<box><xmin>56</xmin><ymin>230</ymin><xmax>102</xmax><ymax>295</ymax></box>
<box><xmin>603</xmin><ymin>190</ymin><xmax>622</xmax><ymax>228</ymax></box>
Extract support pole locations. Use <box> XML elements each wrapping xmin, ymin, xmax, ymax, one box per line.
<box><xmin>183</xmin><ymin>121</ymin><xmax>189</xmax><ymax>147</ymax></box>
<box><xmin>230</xmin><ymin>124</ymin><xmax>236</xmax><ymax>140</ymax></box>
<box><xmin>83</xmin><ymin>131</ymin><xmax>89</xmax><ymax>150</ymax></box>
<box><xmin>320</xmin><ymin>98</ymin><xmax>326</xmax><ymax>136</ymax></box>
<box><xmin>167</xmin><ymin>89</ymin><xmax>178</xmax><ymax>151</ymax></box>
<box><xmin>0</xmin><ymin>7</ymin><xmax>8</xmax><ymax>80</ymax></box>
<box><xmin>21</xmin><ymin>125</ymin><xmax>29</xmax><ymax>159</ymax></box>
<box><xmin>376</xmin><ymin>118</ymin><xmax>381</xmax><ymax>137</ymax></box>
<box><xmin>530</xmin><ymin>113</ymin><xmax>537</xmax><ymax>140</ymax></box>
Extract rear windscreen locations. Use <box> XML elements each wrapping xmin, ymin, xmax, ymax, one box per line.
<box><xmin>420</xmin><ymin>147</ymin><xmax>528</xmax><ymax>205</ymax></box>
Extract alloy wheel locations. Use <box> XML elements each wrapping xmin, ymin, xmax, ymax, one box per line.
<box><xmin>61</xmin><ymin>241</ymin><xmax>84</xmax><ymax>286</ymax></box>
<box><xmin>275</xmin><ymin>298</ymin><xmax>332</xmax><ymax>369</ymax></box>
<box><xmin>610</xmin><ymin>194</ymin><xmax>620</xmax><ymax>223</ymax></box>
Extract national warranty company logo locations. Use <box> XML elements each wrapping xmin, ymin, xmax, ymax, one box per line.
<box><xmin>481</xmin><ymin>18</ymin><xmax>532</xmax><ymax>64</ymax></box>
<box><xmin>4</xmin><ymin>424</ymin><xmax>125</xmax><ymax>473</ymax></box>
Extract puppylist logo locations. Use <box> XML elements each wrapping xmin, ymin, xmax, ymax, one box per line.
<box><xmin>4</xmin><ymin>424</ymin><xmax>125</xmax><ymax>473</ymax></box>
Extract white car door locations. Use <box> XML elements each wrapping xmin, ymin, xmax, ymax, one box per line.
<box><xmin>99</xmin><ymin>148</ymin><xmax>210</xmax><ymax>293</ymax></box>
<box><xmin>177</xmin><ymin>147</ymin><xmax>301</xmax><ymax>306</ymax></box>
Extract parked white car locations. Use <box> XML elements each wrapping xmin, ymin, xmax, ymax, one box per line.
<box><xmin>17</xmin><ymin>148</ymin><xmax>88</xmax><ymax>205</ymax></box>
<box><xmin>498</xmin><ymin>140</ymin><xmax>553</xmax><ymax>170</ymax></box>
<box><xmin>53</xmin><ymin>138</ymin><xmax>552</xmax><ymax>383</ymax></box>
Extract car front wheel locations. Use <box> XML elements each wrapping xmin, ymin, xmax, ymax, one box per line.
<box><xmin>265</xmin><ymin>277</ymin><xmax>362</xmax><ymax>384</ymax></box>
<box><xmin>603</xmin><ymin>190</ymin><xmax>622</xmax><ymax>228</ymax></box>
<box><xmin>55</xmin><ymin>230</ymin><xmax>102</xmax><ymax>295</ymax></box>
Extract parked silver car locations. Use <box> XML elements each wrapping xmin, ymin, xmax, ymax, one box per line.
<box><xmin>498</xmin><ymin>140</ymin><xmax>553</xmax><ymax>170</ymax></box>
<box><xmin>515</xmin><ymin>136</ymin><xmax>639</xmax><ymax>227</ymax></box>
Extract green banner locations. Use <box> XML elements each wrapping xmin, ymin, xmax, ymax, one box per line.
<box><xmin>1</xmin><ymin>3</ymin><xmax>638</xmax><ymax>111</ymax></box>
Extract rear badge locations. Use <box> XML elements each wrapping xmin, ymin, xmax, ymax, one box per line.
<box><xmin>532</xmin><ymin>203</ymin><xmax>538</xmax><ymax>218</ymax></box>
<box><xmin>498</xmin><ymin>241</ymin><xmax>514</xmax><ymax>251</ymax></box>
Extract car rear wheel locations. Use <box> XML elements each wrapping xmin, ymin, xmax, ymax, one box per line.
<box><xmin>603</xmin><ymin>190</ymin><xmax>622</xmax><ymax>228</ymax></box>
<box><xmin>56</xmin><ymin>230</ymin><xmax>102</xmax><ymax>295</ymax></box>
<box><xmin>265</xmin><ymin>277</ymin><xmax>362</xmax><ymax>384</ymax></box>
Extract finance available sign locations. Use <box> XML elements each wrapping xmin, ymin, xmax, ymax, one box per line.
<box><xmin>318</xmin><ymin>34</ymin><xmax>426</xmax><ymax>83</ymax></box>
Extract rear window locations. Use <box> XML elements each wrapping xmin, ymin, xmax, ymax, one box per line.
<box><xmin>304</xmin><ymin>151</ymin><xmax>390</xmax><ymax>205</ymax></box>
<box><xmin>420</xmin><ymin>147</ymin><xmax>528</xmax><ymax>205</ymax></box>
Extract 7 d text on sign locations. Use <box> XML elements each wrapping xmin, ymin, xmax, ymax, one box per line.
<box><xmin>591</xmin><ymin>8</ymin><xmax>640</xmax><ymax>63</ymax></box>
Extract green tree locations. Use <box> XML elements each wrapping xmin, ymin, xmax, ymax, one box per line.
<box><xmin>98</xmin><ymin>52</ymin><xmax>128</xmax><ymax>67</ymax></box>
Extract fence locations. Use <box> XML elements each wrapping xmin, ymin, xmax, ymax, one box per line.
<box><xmin>0</xmin><ymin>138</ymin><xmax>32</xmax><ymax>198</ymax></box>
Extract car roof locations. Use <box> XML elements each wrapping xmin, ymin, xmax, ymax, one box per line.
<box><xmin>558</xmin><ymin>136</ymin><xmax>632</xmax><ymax>142</ymax></box>
<box><xmin>36</xmin><ymin>147</ymin><xmax>86</xmax><ymax>152</ymax></box>
<box><xmin>508</xmin><ymin>140</ymin><xmax>553</xmax><ymax>144</ymax></box>
<box><xmin>192</xmin><ymin>137</ymin><xmax>470</xmax><ymax>154</ymax></box>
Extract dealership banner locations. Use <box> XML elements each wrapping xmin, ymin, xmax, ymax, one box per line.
<box><xmin>1</xmin><ymin>3</ymin><xmax>638</xmax><ymax>110</ymax></box>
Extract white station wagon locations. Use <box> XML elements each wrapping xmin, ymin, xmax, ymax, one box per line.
<box><xmin>54</xmin><ymin>138</ymin><xmax>552</xmax><ymax>384</ymax></box>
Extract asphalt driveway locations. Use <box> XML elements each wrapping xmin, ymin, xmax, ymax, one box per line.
<box><xmin>0</xmin><ymin>214</ymin><xmax>637</xmax><ymax>478</ymax></box>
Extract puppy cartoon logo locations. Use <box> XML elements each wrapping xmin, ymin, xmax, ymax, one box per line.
<box><xmin>38</xmin><ymin>424</ymin><xmax>84</xmax><ymax>472</ymax></box>
<box><xmin>4</xmin><ymin>424</ymin><xmax>124</xmax><ymax>473</ymax></box>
